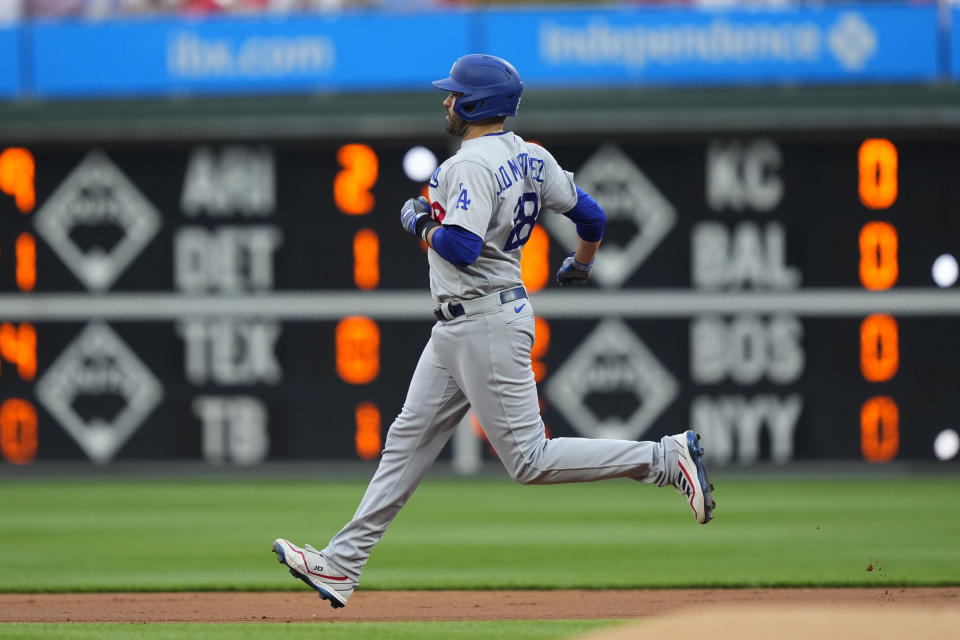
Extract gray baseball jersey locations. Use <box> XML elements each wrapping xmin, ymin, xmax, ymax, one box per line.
<box><xmin>426</xmin><ymin>132</ymin><xmax>578</xmax><ymax>303</ymax></box>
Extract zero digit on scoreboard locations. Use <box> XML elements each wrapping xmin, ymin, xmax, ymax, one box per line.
<box><xmin>857</xmin><ymin>138</ymin><xmax>900</xmax><ymax>462</ymax></box>
<box><xmin>858</xmin><ymin>138</ymin><xmax>898</xmax><ymax>210</ymax></box>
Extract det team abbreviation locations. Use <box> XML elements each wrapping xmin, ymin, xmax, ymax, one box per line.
<box><xmin>0</xmin><ymin>134</ymin><xmax>958</xmax><ymax>467</ymax></box>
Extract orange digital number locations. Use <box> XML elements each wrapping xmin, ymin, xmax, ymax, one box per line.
<box><xmin>860</xmin><ymin>396</ymin><xmax>899</xmax><ymax>463</ymax></box>
<box><xmin>520</xmin><ymin>225</ymin><xmax>550</xmax><ymax>293</ymax></box>
<box><xmin>16</xmin><ymin>232</ymin><xmax>36</xmax><ymax>291</ymax></box>
<box><xmin>860</xmin><ymin>314</ymin><xmax>898</xmax><ymax>382</ymax></box>
<box><xmin>334</xmin><ymin>143</ymin><xmax>378</xmax><ymax>215</ymax></box>
<box><xmin>353</xmin><ymin>229</ymin><xmax>379</xmax><ymax>290</ymax></box>
<box><xmin>0</xmin><ymin>147</ymin><xmax>36</xmax><ymax>214</ymax></box>
<box><xmin>0</xmin><ymin>398</ymin><xmax>38</xmax><ymax>465</ymax></box>
<box><xmin>858</xmin><ymin>221</ymin><xmax>898</xmax><ymax>290</ymax></box>
<box><xmin>0</xmin><ymin>322</ymin><xmax>37</xmax><ymax>381</ymax></box>
<box><xmin>858</xmin><ymin>139</ymin><xmax>897</xmax><ymax>210</ymax></box>
<box><xmin>531</xmin><ymin>316</ymin><xmax>551</xmax><ymax>382</ymax></box>
<box><xmin>335</xmin><ymin>316</ymin><xmax>380</xmax><ymax>384</ymax></box>
<box><xmin>355</xmin><ymin>402</ymin><xmax>382</xmax><ymax>460</ymax></box>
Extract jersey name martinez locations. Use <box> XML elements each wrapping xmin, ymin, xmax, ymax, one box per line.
<box><xmin>492</xmin><ymin>152</ymin><xmax>546</xmax><ymax>196</ymax></box>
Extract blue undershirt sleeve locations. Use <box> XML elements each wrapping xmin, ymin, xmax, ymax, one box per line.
<box><xmin>562</xmin><ymin>186</ymin><xmax>606</xmax><ymax>242</ymax></box>
<box><xmin>432</xmin><ymin>225</ymin><xmax>483</xmax><ymax>267</ymax></box>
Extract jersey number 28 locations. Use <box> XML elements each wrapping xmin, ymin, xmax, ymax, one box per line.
<box><xmin>503</xmin><ymin>192</ymin><xmax>539</xmax><ymax>252</ymax></box>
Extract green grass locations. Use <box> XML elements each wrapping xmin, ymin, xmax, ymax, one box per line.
<box><xmin>0</xmin><ymin>476</ymin><xmax>958</xmax><ymax>592</ymax></box>
<box><xmin>0</xmin><ymin>620</ymin><xmax>622</xmax><ymax>640</ymax></box>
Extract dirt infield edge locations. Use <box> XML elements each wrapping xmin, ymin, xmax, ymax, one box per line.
<box><xmin>1</xmin><ymin>587</ymin><xmax>958</xmax><ymax>623</ymax></box>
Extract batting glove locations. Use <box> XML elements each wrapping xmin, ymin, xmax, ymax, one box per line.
<box><xmin>556</xmin><ymin>252</ymin><xmax>594</xmax><ymax>287</ymax></box>
<box><xmin>400</xmin><ymin>196</ymin><xmax>434</xmax><ymax>239</ymax></box>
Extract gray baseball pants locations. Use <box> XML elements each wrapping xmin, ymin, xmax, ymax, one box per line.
<box><xmin>322</xmin><ymin>296</ymin><xmax>678</xmax><ymax>580</ymax></box>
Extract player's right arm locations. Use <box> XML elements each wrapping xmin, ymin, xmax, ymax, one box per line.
<box><xmin>556</xmin><ymin>186</ymin><xmax>606</xmax><ymax>286</ymax></box>
<box><xmin>529</xmin><ymin>142</ymin><xmax>606</xmax><ymax>286</ymax></box>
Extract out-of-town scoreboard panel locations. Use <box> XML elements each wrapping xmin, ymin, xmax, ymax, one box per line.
<box><xmin>1</xmin><ymin>133</ymin><xmax>958</xmax><ymax>466</ymax></box>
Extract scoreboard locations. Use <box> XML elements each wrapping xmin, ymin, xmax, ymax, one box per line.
<box><xmin>1</xmin><ymin>131</ymin><xmax>959</xmax><ymax>467</ymax></box>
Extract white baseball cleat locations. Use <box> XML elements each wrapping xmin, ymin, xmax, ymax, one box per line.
<box><xmin>671</xmin><ymin>431</ymin><xmax>716</xmax><ymax>524</ymax></box>
<box><xmin>272</xmin><ymin>538</ymin><xmax>357</xmax><ymax>608</ymax></box>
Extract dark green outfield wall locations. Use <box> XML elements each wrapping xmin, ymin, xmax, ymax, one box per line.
<box><xmin>2</xmin><ymin>84</ymin><xmax>959</xmax><ymax>143</ymax></box>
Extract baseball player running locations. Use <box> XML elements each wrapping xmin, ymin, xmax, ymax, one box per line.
<box><xmin>273</xmin><ymin>54</ymin><xmax>715</xmax><ymax>608</ymax></box>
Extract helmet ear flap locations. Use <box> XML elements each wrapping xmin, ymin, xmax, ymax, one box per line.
<box><xmin>461</xmin><ymin>99</ymin><xmax>482</xmax><ymax>115</ymax></box>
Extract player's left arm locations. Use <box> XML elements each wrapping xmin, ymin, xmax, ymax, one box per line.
<box><xmin>399</xmin><ymin>197</ymin><xmax>483</xmax><ymax>267</ymax></box>
<box><xmin>400</xmin><ymin>159</ymin><xmax>492</xmax><ymax>267</ymax></box>
<box><xmin>428</xmin><ymin>225</ymin><xmax>482</xmax><ymax>267</ymax></box>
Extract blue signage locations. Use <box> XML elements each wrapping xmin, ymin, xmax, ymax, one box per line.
<box><xmin>952</xmin><ymin>8</ymin><xmax>960</xmax><ymax>80</ymax></box>
<box><xmin>15</xmin><ymin>4</ymin><xmax>949</xmax><ymax>99</ymax></box>
<box><xmin>482</xmin><ymin>5</ymin><xmax>939</xmax><ymax>86</ymax></box>
<box><xmin>0</xmin><ymin>26</ymin><xmax>20</xmax><ymax>99</ymax></box>
<box><xmin>29</xmin><ymin>12</ymin><xmax>473</xmax><ymax>98</ymax></box>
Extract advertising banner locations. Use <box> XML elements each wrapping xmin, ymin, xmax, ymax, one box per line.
<box><xmin>952</xmin><ymin>8</ymin><xmax>960</xmax><ymax>80</ymax></box>
<box><xmin>0</xmin><ymin>26</ymin><xmax>20</xmax><ymax>99</ymax></box>
<box><xmin>29</xmin><ymin>12</ymin><xmax>472</xmax><ymax>98</ymax></box>
<box><xmin>17</xmin><ymin>5</ymin><xmax>950</xmax><ymax>100</ymax></box>
<box><xmin>483</xmin><ymin>5</ymin><xmax>940</xmax><ymax>87</ymax></box>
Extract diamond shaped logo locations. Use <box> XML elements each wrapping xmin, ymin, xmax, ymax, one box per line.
<box><xmin>545</xmin><ymin>144</ymin><xmax>675</xmax><ymax>288</ymax></box>
<box><xmin>546</xmin><ymin>319</ymin><xmax>677</xmax><ymax>440</ymax></box>
<box><xmin>36</xmin><ymin>322</ymin><xmax>163</xmax><ymax>464</ymax></box>
<box><xmin>828</xmin><ymin>13</ymin><xmax>877</xmax><ymax>72</ymax></box>
<box><xmin>34</xmin><ymin>150</ymin><xmax>161</xmax><ymax>292</ymax></box>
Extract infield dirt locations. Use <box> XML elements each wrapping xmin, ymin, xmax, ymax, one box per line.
<box><xmin>1</xmin><ymin>588</ymin><xmax>957</xmax><ymax>624</ymax></box>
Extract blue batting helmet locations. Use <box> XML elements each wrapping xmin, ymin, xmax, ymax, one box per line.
<box><xmin>432</xmin><ymin>54</ymin><xmax>523</xmax><ymax>121</ymax></box>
